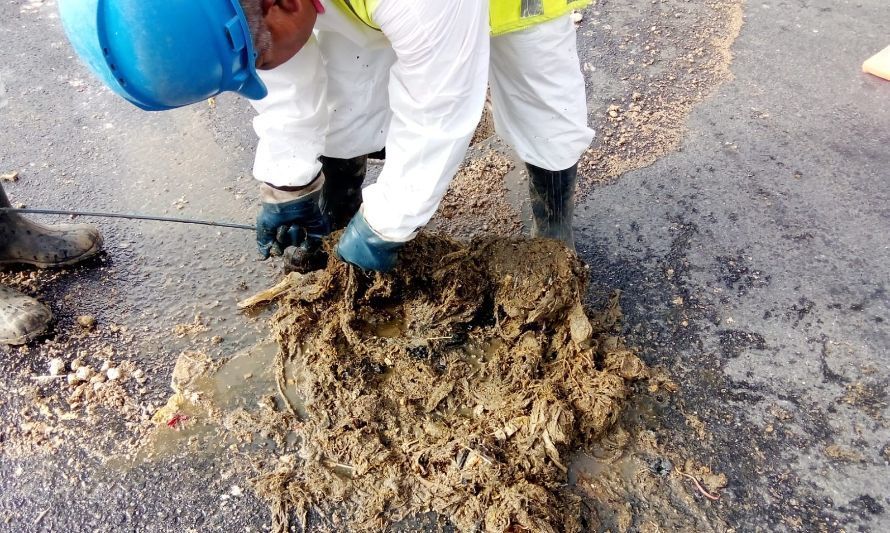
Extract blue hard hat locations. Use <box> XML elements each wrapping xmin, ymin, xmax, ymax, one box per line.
<box><xmin>58</xmin><ymin>0</ymin><xmax>268</xmax><ymax>111</ymax></box>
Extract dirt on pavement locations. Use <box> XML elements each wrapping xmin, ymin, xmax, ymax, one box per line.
<box><xmin>131</xmin><ymin>235</ymin><xmax>730</xmax><ymax>532</ymax></box>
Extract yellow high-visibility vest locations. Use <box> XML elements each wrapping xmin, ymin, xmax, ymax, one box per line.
<box><xmin>329</xmin><ymin>0</ymin><xmax>592</xmax><ymax>36</ymax></box>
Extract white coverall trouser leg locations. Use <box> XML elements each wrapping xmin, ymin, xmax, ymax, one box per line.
<box><xmin>250</xmin><ymin>13</ymin><xmax>592</xmax><ymax>240</ymax></box>
<box><xmin>490</xmin><ymin>15</ymin><xmax>593</xmax><ymax>172</ymax></box>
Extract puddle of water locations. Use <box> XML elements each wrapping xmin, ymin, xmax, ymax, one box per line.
<box><xmin>374</xmin><ymin>318</ymin><xmax>404</xmax><ymax>339</ymax></box>
<box><xmin>569</xmin><ymin>450</ymin><xmax>640</xmax><ymax>484</ymax></box>
<box><xmin>371</xmin><ymin>307</ymin><xmax>406</xmax><ymax>339</ymax></box>
<box><xmin>568</xmin><ymin>398</ymin><xmax>664</xmax><ymax>487</ymax></box>
<box><xmin>460</xmin><ymin>338</ymin><xmax>503</xmax><ymax>371</ymax></box>
<box><xmin>121</xmin><ymin>340</ymin><xmax>308</xmax><ymax>467</ymax></box>
<box><xmin>197</xmin><ymin>340</ymin><xmax>278</xmax><ymax>410</ymax></box>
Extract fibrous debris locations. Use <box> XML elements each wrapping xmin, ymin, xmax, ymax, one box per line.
<box><xmin>251</xmin><ymin>234</ymin><xmax>649</xmax><ymax>532</ymax></box>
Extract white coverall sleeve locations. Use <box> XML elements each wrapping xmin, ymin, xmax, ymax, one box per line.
<box><xmin>249</xmin><ymin>37</ymin><xmax>328</xmax><ymax>188</ymax></box>
<box><xmin>361</xmin><ymin>0</ymin><xmax>490</xmax><ymax>241</ymax></box>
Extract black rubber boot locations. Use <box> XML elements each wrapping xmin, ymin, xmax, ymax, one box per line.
<box><xmin>526</xmin><ymin>163</ymin><xmax>578</xmax><ymax>251</ymax></box>
<box><xmin>319</xmin><ymin>155</ymin><xmax>368</xmax><ymax>231</ymax></box>
<box><xmin>367</xmin><ymin>148</ymin><xmax>386</xmax><ymax>161</ymax></box>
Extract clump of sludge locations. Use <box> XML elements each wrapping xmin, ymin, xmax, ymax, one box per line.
<box><xmin>255</xmin><ymin>235</ymin><xmax>648</xmax><ymax>532</ymax></box>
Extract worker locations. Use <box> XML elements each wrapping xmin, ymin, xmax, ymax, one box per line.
<box><xmin>0</xmin><ymin>184</ymin><xmax>104</xmax><ymax>344</ymax></box>
<box><xmin>58</xmin><ymin>0</ymin><xmax>593</xmax><ymax>273</ymax></box>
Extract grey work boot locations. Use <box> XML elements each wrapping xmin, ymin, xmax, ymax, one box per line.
<box><xmin>0</xmin><ymin>285</ymin><xmax>52</xmax><ymax>345</ymax></box>
<box><xmin>526</xmin><ymin>163</ymin><xmax>578</xmax><ymax>251</ymax></box>
<box><xmin>0</xmin><ymin>184</ymin><xmax>103</xmax><ymax>344</ymax></box>
<box><xmin>0</xmin><ymin>185</ymin><xmax>103</xmax><ymax>268</ymax></box>
<box><xmin>319</xmin><ymin>155</ymin><xmax>368</xmax><ymax>231</ymax></box>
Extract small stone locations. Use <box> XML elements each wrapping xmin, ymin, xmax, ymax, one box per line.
<box><xmin>75</xmin><ymin>366</ymin><xmax>94</xmax><ymax>382</ymax></box>
<box><xmin>89</xmin><ymin>373</ymin><xmax>106</xmax><ymax>384</ymax></box>
<box><xmin>70</xmin><ymin>359</ymin><xmax>84</xmax><ymax>371</ymax></box>
<box><xmin>132</xmin><ymin>369</ymin><xmax>145</xmax><ymax>379</ymax></box>
<box><xmin>0</xmin><ymin>171</ymin><xmax>19</xmax><ymax>182</ymax></box>
<box><xmin>106</xmin><ymin>367</ymin><xmax>122</xmax><ymax>381</ymax></box>
<box><xmin>570</xmin><ymin>11</ymin><xmax>583</xmax><ymax>23</ymax></box>
<box><xmin>66</xmin><ymin>373</ymin><xmax>78</xmax><ymax>386</ymax></box>
<box><xmin>100</xmin><ymin>361</ymin><xmax>111</xmax><ymax>372</ymax></box>
<box><xmin>229</xmin><ymin>486</ymin><xmax>243</xmax><ymax>497</ymax></box>
<box><xmin>648</xmin><ymin>457</ymin><xmax>674</xmax><ymax>476</ymax></box>
<box><xmin>48</xmin><ymin>358</ymin><xmax>66</xmax><ymax>376</ymax></box>
<box><xmin>77</xmin><ymin>315</ymin><xmax>97</xmax><ymax>329</ymax></box>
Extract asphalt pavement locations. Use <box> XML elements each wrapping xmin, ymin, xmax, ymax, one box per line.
<box><xmin>1</xmin><ymin>0</ymin><xmax>888</xmax><ymax>531</ymax></box>
<box><xmin>576</xmin><ymin>0</ymin><xmax>890</xmax><ymax>530</ymax></box>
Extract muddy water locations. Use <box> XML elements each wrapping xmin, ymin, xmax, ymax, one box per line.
<box><xmin>130</xmin><ymin>327</ymin><xmax>503</xmax><ymax>468</ymax></box>
<box><xmin>198</xmin><ymin>340</ymin><xmax>281</xmax><ymax>410</ymax></box>
<box><xmin>125</xmin><ymin>340</ymin><xmax>301</xmax><ymax>466</ymax></box>
<box><xmin>373</xmin><ymin>317</ymin><xmax>404</xmax><ymax>338</ymax></box>
<box><xmin>570</xmin><ymin>451</ymin><xmax>642</xmax><ymax>485</ymax></box>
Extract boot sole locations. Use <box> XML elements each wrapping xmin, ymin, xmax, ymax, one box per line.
<box><xmin>0</xmin><ymin>322</ymin><xmax>49</xmax><ymax>346</ymax></box>
<box><xmin>0</xmin><ymin>301</ymin><xmax>52</xmax><ymax>346</ymax></box>
<box><xmin>0</xmin><ymin>237</ymin><xmax>103</xmax><ymax>270</ymax></box>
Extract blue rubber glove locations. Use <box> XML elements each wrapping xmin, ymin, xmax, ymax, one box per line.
<box><xmin>335</xmin><ymin>211</ymin><xmax>404</xmax><ymax>272</ymax></box>
<box><xmin>256</xmin><ymin>190</ymin><xmax>330</xmax><ymax>259</ymax></box>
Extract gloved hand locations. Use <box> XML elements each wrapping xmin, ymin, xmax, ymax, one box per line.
<box><xmin>256</xmin><ymin>183</ymin><xmax>330</xmax><ymax>260</ymax></box>
<box><xmin>335</xmin><ymin>211</ymin><xmax>404</xmax><ymax>273</ymax></box>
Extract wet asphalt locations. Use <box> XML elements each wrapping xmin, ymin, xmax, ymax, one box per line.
<box><xmin>577</xmin><ymin>0</ymin><xmax>890</xmax><ymax>530</ymax></box>
<box><xmin>1</xmin><ymin>0</ymin><xmax>889</xmax><ymax>531</ymax></box>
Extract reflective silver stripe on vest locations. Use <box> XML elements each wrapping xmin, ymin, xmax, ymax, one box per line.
<box><xmin>521</xmin><ymin>0</ymin><xmax>577</xmax><ymax>18</ymax></box>
<box><xmin>520</xmin><ymin>0</ymin><xmax>543</xmax><ymax>17</ymax></box>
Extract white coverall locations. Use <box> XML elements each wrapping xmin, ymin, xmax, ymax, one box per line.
<box><xmin>249</xmin><ymin>0</ymin><xmax>593</xmax><ymax>242</ymax></box>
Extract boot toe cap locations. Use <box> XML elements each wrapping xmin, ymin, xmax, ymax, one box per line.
<box><xmin>0</xmin><ymin>287</ymin><xmax>52</xmax><ymax>345</ymax></box>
